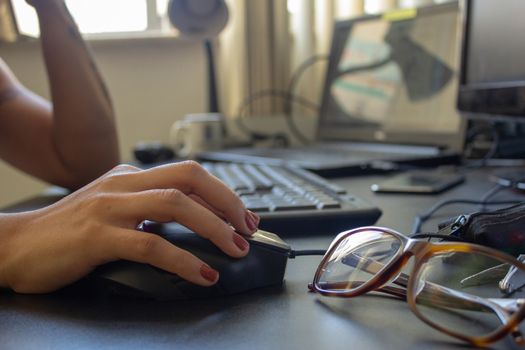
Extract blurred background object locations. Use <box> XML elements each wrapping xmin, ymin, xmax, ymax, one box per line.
<box><xmin>0</xmin><ymin>0</ymin><xmax>18</xmax><ymax>43</ymax></box>
<box><xmin>168</xmin><ymin>0</ymin><xmax>229</xmax><ymax>113</ymax></box>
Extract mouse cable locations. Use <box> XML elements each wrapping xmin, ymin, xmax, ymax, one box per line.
<box><xmin>288</xmin><ymin>249</ymin><xmax>326</xmax><ymax>259</ymax></box>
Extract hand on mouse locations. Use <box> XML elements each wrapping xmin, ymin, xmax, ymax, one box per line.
<box><xmin>0</xmin><ymin>161</ymin><xmax>260</xmax><ymax>294</ymax></box>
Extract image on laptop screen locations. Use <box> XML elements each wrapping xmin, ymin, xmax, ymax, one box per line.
<box><xmin>318</xmin><ymin>2</ymin><xmax>463</xmax><ymax>152</ymax></box>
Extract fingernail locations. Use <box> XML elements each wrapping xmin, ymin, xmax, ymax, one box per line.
<box><xmin>233</xmin><ymin>233</ymin><xmax>249</xmax><ymax>251</ymax></box>
<box><xmin>200</xmin><ymin>264</ymin><xmax>219</xmax><ymax>282</ymax></box>
<box><xmin>245</xmin><ymin>211</ymin><xmax>257</xmax><ymax>232</ymax></box>
<box><xmin>249</xmin><ymin>211</ymin><xmax>260</xmax><ymax>226</ymax></box>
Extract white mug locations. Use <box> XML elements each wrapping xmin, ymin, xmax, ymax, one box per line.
<box><xmin>170</xmin><ymin>113</ymin><xmax>224</xmax><ymax>158</ymax></box>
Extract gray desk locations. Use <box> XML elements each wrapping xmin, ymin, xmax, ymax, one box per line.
<box><xmin>1</xmin><ymin>167</ymin><xmax>523</xmax><ymax>350</ymax></box>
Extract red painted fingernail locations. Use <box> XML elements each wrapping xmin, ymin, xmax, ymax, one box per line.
<box><xmin>200</xmin><ymin>264</ymin><xmax>218</xmax><ymax>282</ymax></box>
<box><xmin>245</xmin><ymin>212</ymin><xmax>257</xmax><ymax>232</ymax></box>
<box><xmin>249</xmin><ymin>211</ymin><xmax>260</xmax><ymax>226</ymax></box>
<box><xmin>233</xmin><ymin>233</ymin><xmax>249</xmax><ymax>251</ymax></box>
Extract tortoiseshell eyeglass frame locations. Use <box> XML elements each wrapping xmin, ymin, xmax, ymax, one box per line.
<box><xmin>308</xmin><ymin>226</ymin><xmax>525</xmax><ymax>347</ymax></box>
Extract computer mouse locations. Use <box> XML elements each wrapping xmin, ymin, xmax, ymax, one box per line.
<box><xmin>89</xmin><ymin>222</ymin><xmax>291</xmax><ymax>300</ymax></box>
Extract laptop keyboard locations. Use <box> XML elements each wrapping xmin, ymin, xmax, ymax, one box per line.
<box><xmin>202</xmin><ymin>162</ymin><xmax>381</xmax><ymax>235</ymax></box>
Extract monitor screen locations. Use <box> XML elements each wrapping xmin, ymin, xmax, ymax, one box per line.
<box><xmin>458</xmin><ymin>0</ymin><xmax>525</xmax><ymax>120</ymax></box>
<box><xmin>318</xmin><ymin>2</ymin><xmax>463</xmax><ymax>151</ymax></box>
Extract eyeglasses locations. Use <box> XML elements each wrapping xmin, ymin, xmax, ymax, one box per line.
<box><xmin>308</xmin><ymin>226</ymin><xmax>525</xmax><ymax>347</ymax></box>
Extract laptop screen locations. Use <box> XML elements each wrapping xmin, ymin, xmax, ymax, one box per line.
<box><xmin>317</xmin><ymin>2</ymin><xmax>464</xmax><ymax>152</ymax></box>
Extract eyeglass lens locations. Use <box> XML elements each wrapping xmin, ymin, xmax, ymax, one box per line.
<box><xmin>317</xmin><ymin>229</ymin><xmax>403</xmax><ymax>293</ymax></box>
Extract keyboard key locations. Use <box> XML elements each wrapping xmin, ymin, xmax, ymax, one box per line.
<box><xmin>244</xmin><ymin>202</ymin><xmax>271</xmax><ymax>212</ymax></box>
<box><xmin>316</xmin><ymin>200</ymin><xmax>342</xmax><ymax>209</ymax></box>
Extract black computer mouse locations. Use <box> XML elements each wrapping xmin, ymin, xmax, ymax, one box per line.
<box><xmin>89</xmin><ymin>222</ymin><xmax>291</xmax><ymax>300</ymax></box>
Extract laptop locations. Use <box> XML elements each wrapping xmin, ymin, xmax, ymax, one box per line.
<box><xmin>199</xmin><ymin>2</ymin><xmax>466</xmax><ymax>177</ymax></box>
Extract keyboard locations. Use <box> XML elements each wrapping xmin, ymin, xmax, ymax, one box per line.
<box><xmin>202</xmin><ymin>162</ymin><xmax>382</xmax><ymax>235</ymax></box>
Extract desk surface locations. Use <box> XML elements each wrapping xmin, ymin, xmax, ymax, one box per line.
<box><xmin>1</xmin><ymin>166</ymin><xmax>524</xmax><ymax>350</ymax></box>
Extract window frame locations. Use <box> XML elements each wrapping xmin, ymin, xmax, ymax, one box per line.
<box><xmin>9</xmin><ymin>0</ymin><xmax>179</xmax><ymax>41</ymax></box>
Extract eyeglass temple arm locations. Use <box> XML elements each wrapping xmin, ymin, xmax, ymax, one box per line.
<box><xmin>315</xmin><ymin>277</ymin><xmax>515</xmax><ymax>319</ymax></box>
<box><xmin>312</xmin><ymin>280</ymin><xmax>408</xmax><ymax>300</ymax></box>
<box><xmin>313</xmin><ymin>279</ymin><xmax>522</xmax><ymax>316</ymax></box>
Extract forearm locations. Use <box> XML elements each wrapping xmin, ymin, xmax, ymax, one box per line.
<box><xmin>34</xmin><ymin>1</ymin><xmax>120</xmax><ymax>185</ymax></box>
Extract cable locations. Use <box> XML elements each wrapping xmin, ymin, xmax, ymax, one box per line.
<box><xmin>285</xmin><ymin>54</ymin><xmax>329</xmax><ymax>115</ymax></box>
<box><xmin>234</xmin><ymin>89</ymin><xmax>319</xmax><ymax>144</ymax></box>
<box><xmin>288</xmin><ymin>249</ymin><xmax>326</xmax><ymax>259</ymax></box>
<box><xmin>284</xmin><ymin>54</ymin><xmax>329</xmax><ymax>144</ymax></box>
<box><xmin>233</xmin><ymin>55</ymin><xmax>329</xmax><ymax>146</ymax></box>
<box><xmin>411</xmin><ymin>183</ymin><xmax>513</xmax><ymax>234</ymax></box>
<box><xmin>235</xmin><ymin>53</ymin><xmax>390</xmax><ymax>146</ymax></box>
<box><xmin>334</xmin><ymin>55</ymin><xmax>392</xmax><ymax>79</ymax></box>
<box><xmin>411</xmin><ymin>198</ymin><xmax>522</xmax><ymax>235</ymax></box>
<box><xmin>283</xmin><ymin>54</ymin><xmax>391</xmax><ymax>144</ymax></box>
<box><xmin>409</xmin><ymin>233</ymin><xmax>465</xmax><ymax>241</ymax></box>
<box><xmin>479</xmin><ymin>184</ymin><xmax>505</xmax><ymax>211</ymax></box>
<box><xmin>464</xmin><ymin>122</ymin><xmax>500</xmax><ymax>166</ymax></box>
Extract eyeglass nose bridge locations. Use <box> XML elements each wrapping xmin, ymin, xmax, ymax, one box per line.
<box><xmin>372</xmin><ymin>250</ymin><xmax>416</xmax><ymax>292</ymax></box>
<box><xmin>372</xmin><ymin>239</ymin><xmax>434</xmax><ymax>293</ymax></box>
<box><xmin>405</xmin><ymin>238</ymin><xmax>434</xmax><ymax>255</ymax></box>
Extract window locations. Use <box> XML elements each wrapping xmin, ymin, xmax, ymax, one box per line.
<box><xmin>11</xmin><ymin>0</ymin><xmax>172</xmax><ymax>38</ymax></box>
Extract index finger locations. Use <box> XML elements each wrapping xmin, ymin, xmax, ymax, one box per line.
<box><xmin>104</xmin><ymin>228</ymin><xmax>220</xmax><ymax>287</ymax></box>
<box><xmin>113</xmin><ymin>161</ymin><xmax>257</xmax><ymax>235</ymax></box>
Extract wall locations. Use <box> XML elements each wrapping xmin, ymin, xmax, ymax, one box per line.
<box><xmin>0</xmin><ymin>37</ymin><xmax>206</xmax><ymax>207</ymax></box>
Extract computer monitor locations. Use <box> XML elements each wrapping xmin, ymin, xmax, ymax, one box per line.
<box><xmin>457</xmin><ymin>0</ymin><xmax>525</xmax><ymax>179</ymax></box>
<box><xmin>458</xmin><ymin>0</ymin><xmax>525</xmax><ymax>121</ymax></box>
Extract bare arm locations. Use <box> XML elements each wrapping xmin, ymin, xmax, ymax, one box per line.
<box><xmin>0</xmin><ymin>0</ymin><xmax>119</xmax><ymax>189</ymax></box>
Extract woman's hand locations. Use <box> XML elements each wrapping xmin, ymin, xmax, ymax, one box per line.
<box><xmin>0</xmin><ymin>161</ymin><xmax>260</xmax><ymax>294</ymax></box>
